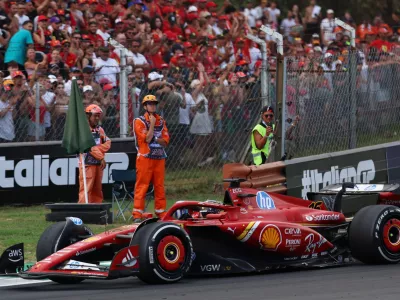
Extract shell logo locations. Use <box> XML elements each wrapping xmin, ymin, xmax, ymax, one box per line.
<box><xmin>259</xmin><ymin>224</ymin><xmax>282</xmax><ymax>251</ymax></box>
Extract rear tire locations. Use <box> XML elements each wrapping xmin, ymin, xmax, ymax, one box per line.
<box><xmin>36</xmin><ymin>222</ymin><xmax>85</xmax><ymax>284</ymax></box>
<box><xmin>349</xmin><ymin>205</ymin><xmax>400</xmax><ymax>264</ymax></box>
<box><xmin>134</xmin><ymin>222</ymin><xmax>193</xmax><ymax>284</ymax></box>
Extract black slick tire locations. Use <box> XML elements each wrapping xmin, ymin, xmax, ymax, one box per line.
<box><xmin>36</xmin><ymin>222</ymin><xmax>84</xmax><ymax>284</ymax></box>
<box><xmin>349</xmin><ymin>205</ymin><xmax>400</xmax><ymax>264</ymax></box>
<box><xmin>135</xmin><ymin>222</ymin><xmax>193</xmax><ymax>284</ymax></box>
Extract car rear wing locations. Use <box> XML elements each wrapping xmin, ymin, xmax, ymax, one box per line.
<box><xmin>318</xmin><ymin>183</ymin><xmax>400</xmax><ymax>194</ymax></box>
<box><xmin>306</xmin><ymin>183</ymin><xmax>400</xmax><ymax>217</ymax></box>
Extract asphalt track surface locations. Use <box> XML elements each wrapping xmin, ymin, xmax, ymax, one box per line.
<box><xmin>2</xmin><ymin>263</ymin><xmax>400</xmax><ymax>300</ymax></box>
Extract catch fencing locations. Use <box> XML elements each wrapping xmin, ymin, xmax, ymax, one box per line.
<box><xmin>0</xmin><ymin>63</ymin><xmax>274</xmax><ymax>192</ymax></box>
<box><xmin>2</xmin><ymin>48</ymin><xmax>400</xmax><ymax>192</ymax></box>
<box><xmin>281</xmin><ymin>50</ymin><xmax>400</xmax><ymax>160</ymax></box>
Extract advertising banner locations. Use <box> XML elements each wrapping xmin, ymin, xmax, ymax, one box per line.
<box><xmin>386</xmin><ymin>145</ymin><xmax>400</xmax><ymax>184</ymax></box>
<box><xmin>285</xmin><ymin>149</ymin><xmax>388</xmax><ymax>199</ymax></box>
<box><xmin>0</xmin><ymin>140</ymin><xmax>136</xmax><ymax>205</ymax></box>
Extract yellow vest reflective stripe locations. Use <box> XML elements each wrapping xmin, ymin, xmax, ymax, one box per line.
<box><xmin>251</xmin><ymin>123</ymin><xmax>274</xmax><ymax>165</ymax></box>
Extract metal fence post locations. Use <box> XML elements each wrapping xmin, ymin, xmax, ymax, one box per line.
<box><xmin>239</xmin><ymin>34</ymin><xmax>268</xmax><ymax>164</ymax></box>
<box><xmin>246</xmin><ymin>34</ymin><xmax>268</xmax><ymax>106</ymax></box>
<box><xmin>108</xmin><ymin>37</ymin><xmax>129</xmax><ymax>138</ymax></box>
<box><xmin>35</xmin><ymin>83</ymin><xmax>40</xmax><ymax>141</ymax></box>
<box><xmin>281</xmin><ymin>57</ymin><xmax>287</xmax><ymax>158</ymax></box>
<box><xmin>119</xmin><ymin>48</ymin><xmax>128</xmax><ymax>138</ymax></box>
<box><xmin>348</xmin><ymin>52</ymin><xmax>357</xmax><ymax>148</ymax></box>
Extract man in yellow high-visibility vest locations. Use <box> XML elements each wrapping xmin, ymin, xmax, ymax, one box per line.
<box><xmin>251</xmin><ymin>106</ymin><xmax>276</xmax><ymax>165</ymax></box>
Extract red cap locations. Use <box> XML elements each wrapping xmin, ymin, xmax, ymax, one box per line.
<box><xmin>236</xmin><ymin>71</ymin><xmax>247</xmax><ymax>78</ymax></box>
<box><xmin>161</xmin><ymin>63</ymin><xmax>169</xmax><ymax>68</ymax></box>
<box><xmin>38</xmin><ymin>15</ymin><xmax>48</xmax><ymax>22</ymax></box>
<box><xmin>183</xmin><ymin>41</ymin><xmax>192</xmax><ymax>47</ymax></box>
<box><xmin>237</xmin><ymin>60</ymin><xmax>248</xmax><ymax>66</ymax></box>
<box><xmin>57</xmin><ymin>9</ymin><xmax>65</xmax><ymax>15</ymax></box>
<box><xmin>103</xmin><ymin>84</ymin><xmax>113</xmax><ymax>91</ymax></box>
<box><xmin>177</xmin><ymin>53</ymin><xmax>185</xmax><ymax>58</ymax></box>
<box><xmin>164</xmin><ymin>31</ymin><xmax>177</xmax><ymax>41</ymax></box>
<box><xmin>206</xmin><ymin>1</ymin><xmax>217</xmax><ymax>8</ymax></box>
<box><xmin>162</xmin><ymin>6</ymin><xmax>174</xmax><ymax>15</ymax></box>
<box><xmin>219</xmin><ymin>15</ymin><xmax>229</xmax><ymax>20</ymax></box>
<box><xmin>11</xmin><ymin>71</ymin><xmax>25</xmax><ymax>78</ymax></box>
<box><xmin>82</xmin><ymin>34</ymin><xmax>90</xmax><ymax>40</ymax></box>
<box><xmin>50</xmin><ymin>40</ymin><xmax>61</xmax><ymax>47</ymax></box>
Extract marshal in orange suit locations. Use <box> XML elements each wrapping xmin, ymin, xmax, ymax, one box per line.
<box><xmin>78</xmin><ymin>104</ymin><xmax>111</xmax><ymax>204</ymax></box>
<box><xmin>132</xmin><ymin>95</ymin><xmax>170</xmax><ymax>221</ymax></box>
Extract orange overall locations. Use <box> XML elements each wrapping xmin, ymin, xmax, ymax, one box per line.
<box><xmin>78</xmin><ymin>126</ymin><xmax>111</xmax><ymax>204</ymax></box>
<box><xmin>132</xmin><ymin>113</ymin><xmax>170</xmax><ymax>219</ymax></box>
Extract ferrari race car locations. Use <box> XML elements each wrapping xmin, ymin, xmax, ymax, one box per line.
<box><xmin>2</xmin><ymin>179</ymin><xmax>400</xmax><ymax>284</ymax></box>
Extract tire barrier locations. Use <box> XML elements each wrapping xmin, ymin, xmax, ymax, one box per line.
<box><xmin>222</xmin><ymin>162</ymin><xmax>287</xmax><ymax>194</ymax></box>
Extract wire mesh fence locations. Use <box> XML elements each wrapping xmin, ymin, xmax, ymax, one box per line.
<box><xmin>0</xmin><ymin>62</ymin><xmax>273</xmax><ymax>191</ymax></box>
<box><xmin>282</xmin><ymin>49</ymin><xmax>400</xmax><ymax>159</ymax></box>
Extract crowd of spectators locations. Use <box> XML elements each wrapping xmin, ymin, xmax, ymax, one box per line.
<box><xmin>0</xmin><ymin>0</ymin><xmax>399</xmax><ymax>164</ymax></box>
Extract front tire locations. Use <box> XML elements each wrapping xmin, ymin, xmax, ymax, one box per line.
<box><xmin>36</xmin><ymin>222</ymin><xmax>85</xmax><ymax>284</ymax></box>
<box><xmin>134</xmin><ymin>222</ymin><xmax>193</xmax><ymax>284</ymax></box>
<box><xmin>349</xmin><ymin>205</ymin><xmax>400</xmax><ymax>264</ymax></box>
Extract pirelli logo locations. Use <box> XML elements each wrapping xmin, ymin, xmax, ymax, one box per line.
<box><xmin>237</xmin><ymin>221</ymin><xmax>261</xmax><ymax>243</ymax></box>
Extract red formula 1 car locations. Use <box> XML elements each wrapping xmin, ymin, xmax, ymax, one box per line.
<box><xmin>9</xmin><ymin>179</ymin><xmax>400</xmax><ymax>284</ymax></box>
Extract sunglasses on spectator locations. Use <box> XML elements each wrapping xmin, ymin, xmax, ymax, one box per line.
<box><xmin>264</xmin><ymin>114</ymin><xmax>274</xmax><ymax>118</ymax></box>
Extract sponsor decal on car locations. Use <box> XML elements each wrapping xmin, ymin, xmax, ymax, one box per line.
<box><xmin>76</xmin><ymin>247</ymin><xmax>96</xmax><ymax>256</ymax></box>
<box><xmin>200</xmin><ymin>264</ymin><xmax>220</xmax><ymax>272</ymax></box>
<box><xmin>227</xmin><ymin>227</ymin><xmax>236</xmax><ymax>234</ymax></box>
<box><xmin>240</xmin><ymin>207</ymin><xmax>248</xmax><ymax>214</ymax></box>
<box><xmin>308</xmin><ymin>201</ymin><xmax>322</xmax><ymax>210</ymax></box>
<box><xmin>8</xmin><ymin>248</ymin><xmax>23</xmax><ymax>263</ymax></box>
<box><xmin>237</xmin><ymin>221</ymin><xmax>261</xmax><ymax>242</ymax></box>
<box><xmin>304</xmin><ymin>233</ymin><xmax>327</xmax><ymax>253</ymax></box>
<box><xmin>149</xmin><ymin>246</ymin><xmax>154</xmax><ymax>264</ymax></box>
<box><xmin>232</xmin><ymin>188</ymin><xmax>242</xmax><ymax>193</ymax></box>
<box><xmin>121</xmin><ymin>249</ymin><xmax>137</xmax><ymax>267</ymax></box>
<box><xmin>68</xmin><ymin>217</ymin><xmax>83</xmax><ymax>226</ymax></box>
<box><xmin>259</xmin><ymin>224</ymin><xmax>282</xmax><ymax>251</ymax></box>
<box><xmin>305</xmin><ymin>214</ymin><xmax>340</xmax><ymax>222</ymax></box>
<box><xmin>63</xmin><ymin>260</ymin><xmax>100</xmax><ymax>271</ymax></box>
<box><xmin>256</xmin><ymin>191</ymin><xmax>276</xmax><ymax>210</ymax></box>
<box><xmin>284</xmin><ymin>228</ymin><xmax>302</xmax><ymax>236</ymax></box>
<box><xmin>285</xmin><ymin>239</ymin><xmax>301</xmax><ymax>247</ymax></box>
<box><xmin>82</xmin><ymin>236</ymin><xmax>101</xmax><ymax>243</ymax></box>
<box><xmin>284</xmin><ymin>256</ymin><xmax>298</xmax><ymax>261</ymax></box>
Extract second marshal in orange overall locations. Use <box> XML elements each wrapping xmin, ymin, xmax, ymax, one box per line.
<box><xmin>132</xmin><ymin>95</ymin><xmax>170</xmax><ymax>221</ymax></box>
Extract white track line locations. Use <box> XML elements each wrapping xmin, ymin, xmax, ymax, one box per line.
<box><xmin>0</xmin><ymin>276</ymin><xmax>50</xmax><ymax>288</ymax></box>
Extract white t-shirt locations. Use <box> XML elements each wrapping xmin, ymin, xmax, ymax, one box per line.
<box><xmin>131</xmin><ymin>52</ymin><xmax>148</xmax><ymax>66</ymax></box>
<box><xmin>14</xmin><ymin>14</ymin><xmax>29</xmax><ymax>30</ymax></box>
<box><xmin>42</xmin><ymin>91</ymin><xmax>56</xmax><ymax>128</ymax></box>
<box><xmin>179</xmin><ymin>92</ymin><xmax>196</xmax><ymax>125</ymax></box>
<box><xmin>280</xmin><ymin>18</ymin><xmax>296</xmax><ymax>37</ymax></box>
<box><xmin>97</xmin><ymin>29</ymin><xmax>110</xmax><ymax>46</ymax></box>
<box><xmin>93</xmin><ymin>57</ymin><xmax>120</xmax><ymax>87</ymax></box>
<box><xmin>0</xmin><ymin>101</ymin><xmax>15</xmax><ymax>141</ymax></box>
<box><xmin>321</xmin><ymin>18</ymin><xmax>336</xmax><ymax>42</ymax></box>
<box><xmin>267</xmin><ymin>8</ymin><xmax>281</xmax><ymax>24</ymax></box>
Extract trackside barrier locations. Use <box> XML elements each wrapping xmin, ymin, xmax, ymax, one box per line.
<box><xmin>222</xmin><ymin>162</ymin><xmax>287</xmax><ymax>194</ymax></box>
<box><xmin>223</xmin><ymin>141</ymin><xmax>400</xmax><ymax>199</ymax></box>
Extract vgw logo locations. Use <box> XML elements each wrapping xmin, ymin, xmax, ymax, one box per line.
<box><xmin>8</xmin><ymin>249</ymin><xmax>23</xmax><ymax>263</ymax></box>
<box><xmin>200</xmin><ymin>264</ymin><xmax>220</xmax><ymax>272</ymax></box>
<box><xmin>301</xmin><ymin>160</ymin><xmax>375</xmax><ymax>199</ymax></box>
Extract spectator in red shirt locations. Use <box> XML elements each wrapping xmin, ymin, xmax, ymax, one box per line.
<box><xmin>60</xmin><ymin>40</ymin><xmax>77</xmax><ymax>68</ymax></box>
<box><xmin>87</xmin><ymin>21</ymin><xmax>104</xmax><ymax>48</ymax></box>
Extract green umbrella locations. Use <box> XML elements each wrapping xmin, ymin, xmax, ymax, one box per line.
<box><xmin>62</xmin><ymin>79</ymin><xmax>96</xmax><ymax>203</ymax></box>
